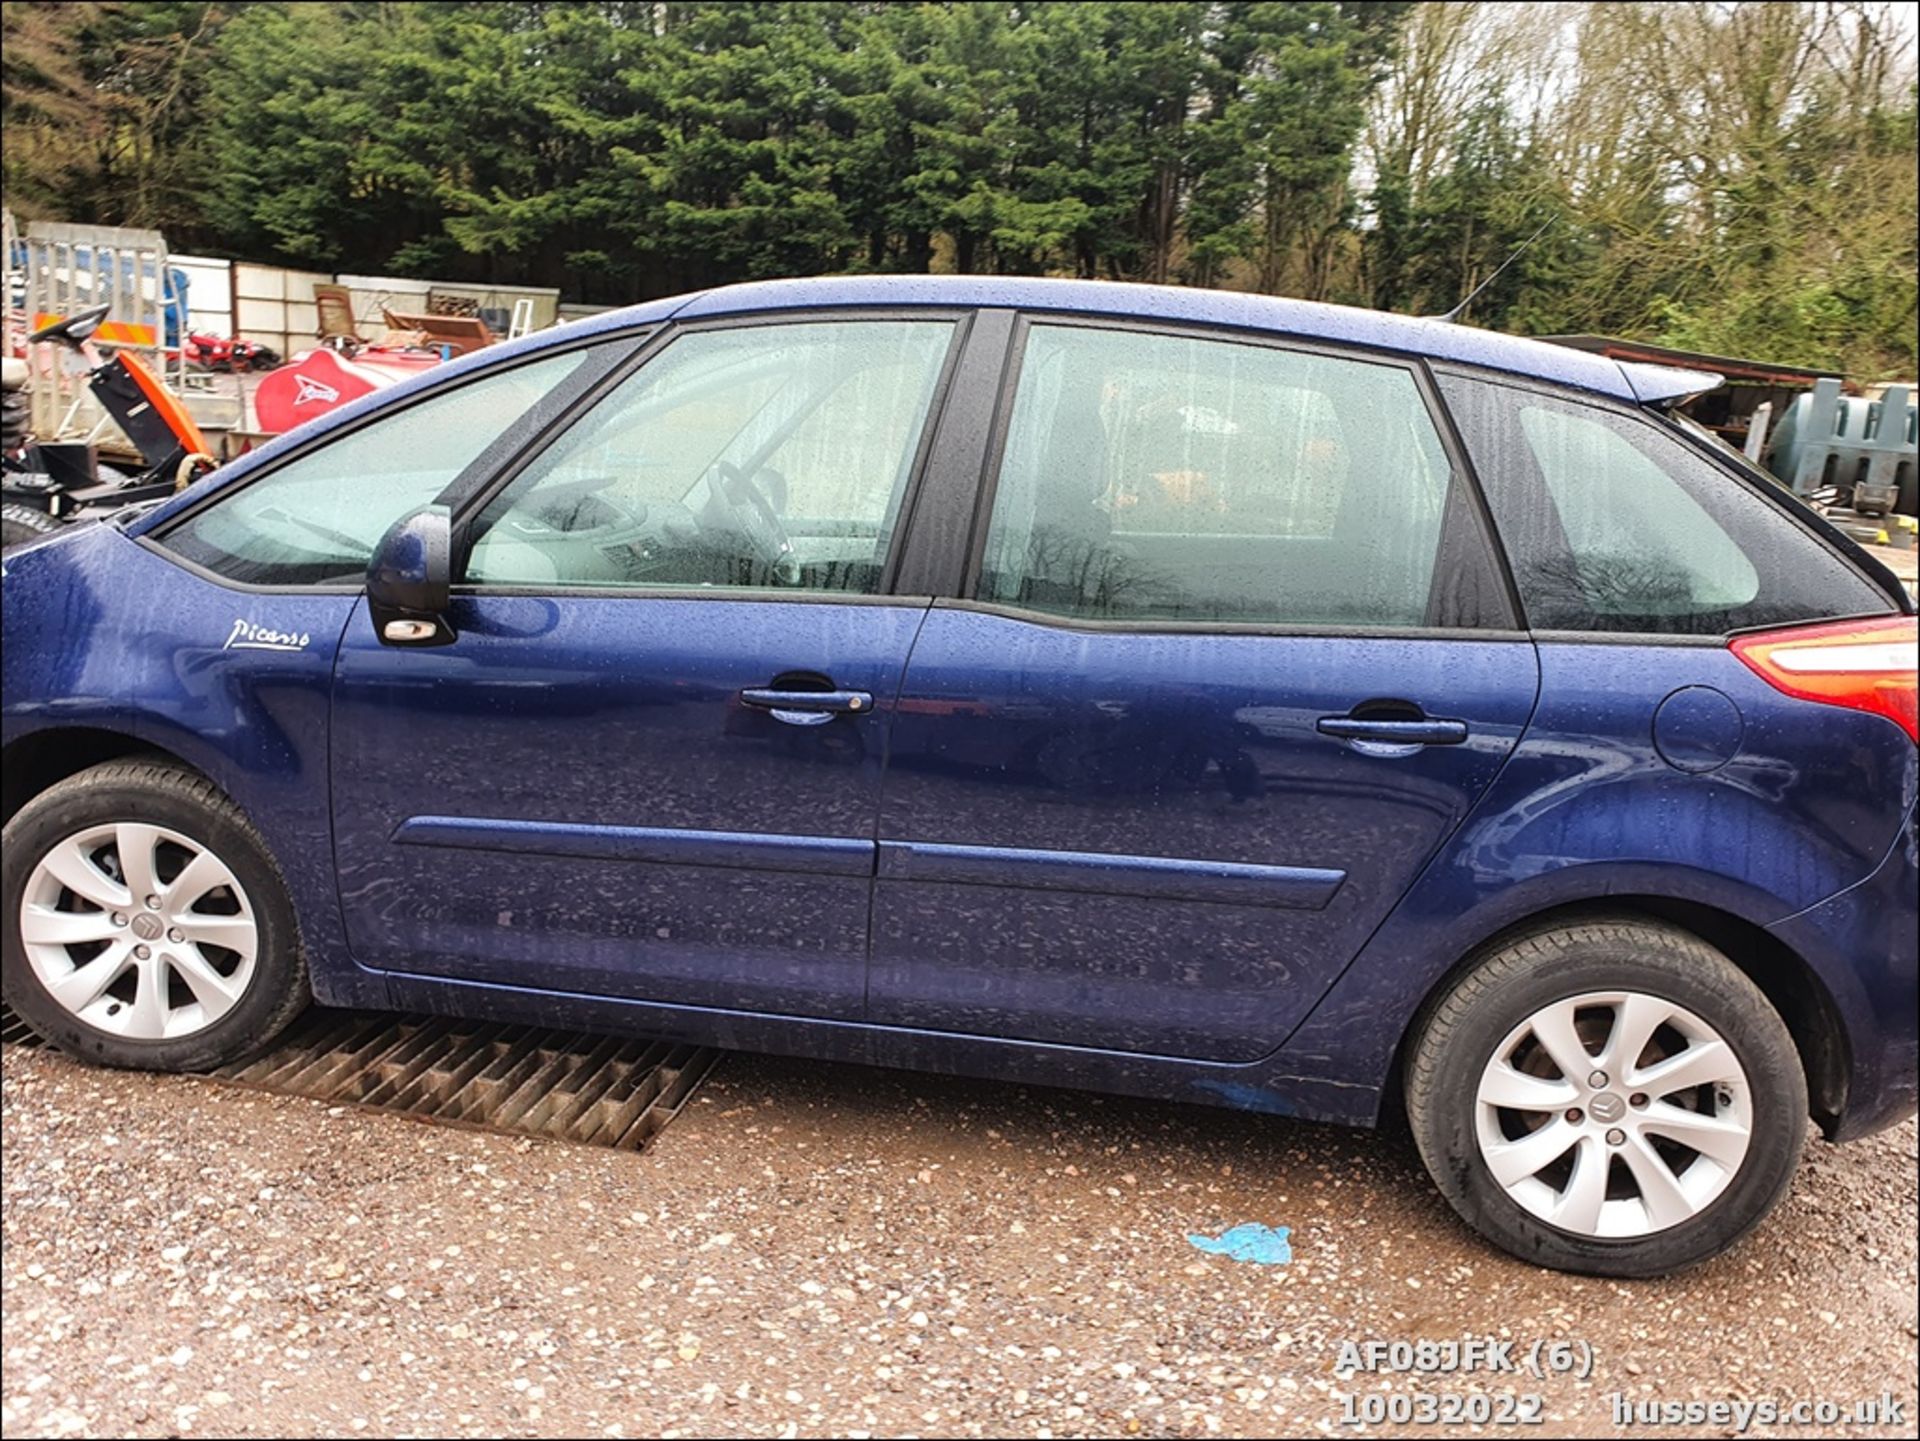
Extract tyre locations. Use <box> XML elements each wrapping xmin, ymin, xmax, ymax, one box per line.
<box><xmin>1</xmin><ymin>390</ymin><xmax>27</xmax><ymax>452</ymax></box>
<box><xmin>1</xmin><ymin>760</ymin><xmax>309</xmax><ymax>1071</ymax></box>
<box><xmin>1405</xmin><ymin>919</ymin><xmax>1806</xmax><ymax>1277</ymax></box>
<box><xmin>1</xmin><ymin>502</ymin><xmax>63</xmax><ymax>552</ymax></box>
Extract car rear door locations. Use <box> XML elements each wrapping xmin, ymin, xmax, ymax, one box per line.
<box><xmin>868</xmin><ymin>318</ymin><xmax>1540</xmax><ymax>1061</ymax></box>
<box><xmin>329</xmin><ymin>312</ymin><xmax>971</xmax><ymax>1019</ymax></box>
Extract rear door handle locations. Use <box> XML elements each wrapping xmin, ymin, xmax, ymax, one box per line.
<box><xmin>1316</xmin><ymin>717</ymin><xmax>1468</xmax><ymax>746</ymax></box>
<box><xmin>740</xmin><ymin>688</ymin><xmax>874</xmax><ymax>727</ymax></box>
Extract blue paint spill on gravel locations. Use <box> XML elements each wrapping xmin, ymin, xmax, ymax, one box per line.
<box><xmin>1187</xmin><ymin>1223</ymin><xmax>1292</xmax><ymax>1265</ymax></box>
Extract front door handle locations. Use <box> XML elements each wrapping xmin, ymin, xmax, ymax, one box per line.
<box><xmin>1316</xmin><ymin>716</ymin><xmax>1468</xmax><ymax>746</ymax></box>
<box><xmin>740</xmin><ymin>688</ymin><xmax>874</xmax><ymax>727</ymax></box>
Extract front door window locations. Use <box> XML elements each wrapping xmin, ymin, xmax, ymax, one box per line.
<box><xmin>465</xmin><ymin>320</ymin><xmax>957</xmax><ymax>594</ymax></box>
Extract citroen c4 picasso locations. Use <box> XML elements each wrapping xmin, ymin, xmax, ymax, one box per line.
<box><xmin>4</xmin><ymin>277</ymin><xmax>1914</xmax><ymax>1276</ymax></box>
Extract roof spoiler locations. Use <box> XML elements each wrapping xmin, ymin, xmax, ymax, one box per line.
<box><xmin>1619</xmin><ymin>360</ymin><xmax>1724</xmax><ymax>407</ymax></box>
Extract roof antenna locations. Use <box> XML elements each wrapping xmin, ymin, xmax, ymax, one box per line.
<box><xmin>1427</xmin><ymin>215</ymin><xmax>1557</xmax><ymax>323</ymax></box>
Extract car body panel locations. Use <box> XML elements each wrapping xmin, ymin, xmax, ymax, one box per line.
<box><xmin>1272</xmin><ymin>641</ymin><xmax>1918</xmax><ymax>1101</ymax></box>
<box><xmin>379</xmin><ymin>964</ymin><xmax>1385</xmax><ymax>1127</ymax></box>
<box><xmin>1617</xmin><ymin>359</ymin><xmax>1725</xmax><ymax>405</ymax></box>
<box><xmin>1768</xmin><ymin>802</ymin><xmax>1919</xmax><ymax>1140</ymax></box>
<box><xmin>2</xmin><ymin>525</ymin><xmax>381</xmax><ymax>1005</ymax></box>
<box><xmin>0</xmin><ymin>526</ymin><xmax>138</xmax><ymax>724</ymax></box>
<box><xmin>328</xmin><ymin>592</ymin><xmax>928</xmax><ymax>1017</ymax></box>
<box><xmin>671</xmin><ymin>276</ymin><xmax>1658</xmax><ymax>400</ymax></box>
<box><xmin>867</xmin><ymin>609</ymin><xmax>1540</xmax><ymax>1061</ymax></box>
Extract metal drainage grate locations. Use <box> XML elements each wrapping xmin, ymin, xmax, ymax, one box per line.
<box><xmin>1</xmin><ymin>1002</ymin><xmax>41</xmax><ymax>1048</ymax></box>
<box><xmin>2</xmin><ymin>1002</ymin><xmax>719</xmax><ymax>1153</ymax></box>
<box><xmin>212</xmin><ymin>1009</ymin><xmax>720</xmax><ymax>1151</ymax></box>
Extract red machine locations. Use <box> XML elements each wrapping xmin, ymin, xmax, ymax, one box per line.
<box><xmin>182</xmin><ymin>331</ymin><xmax>281</xmax><ymax>373</ymax></box>
<box><xmin>251</xmin><ymin>291</ymin><xmax>499</xmax><ymax>437</ymax></box>
<box><xmin>252</xmin><ymin>345</ymin><xmax>443</xmax><ymax>435</ymax></box>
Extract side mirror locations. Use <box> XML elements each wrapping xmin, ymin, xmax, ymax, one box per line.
<box><xmin>367</xmin><ymin>505</ymin><xmax>455</xmax><ymax>646</ymax></box>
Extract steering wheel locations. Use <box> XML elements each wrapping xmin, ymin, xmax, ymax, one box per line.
<box><xmin>712</xmin><ymin>461</ymin><xmax>798</xmax><ymax>584</ymax></box>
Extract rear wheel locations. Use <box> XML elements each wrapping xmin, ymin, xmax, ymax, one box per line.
<box><xmin>2</xmin><ymin>760</ymin><xmax>309</xmax><ymax>1070</ymax></box>
<box><xmin>1406</xmin><ymin>919</ymin><xmax>1806</xmax><ymax>1276</ymax></box>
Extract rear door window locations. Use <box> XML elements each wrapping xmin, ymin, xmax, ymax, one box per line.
<box><xmin>1437</xmin><ymin>373</ymin><xmax>1890</xmax><ymax>635</ymax></box>
<box><xmin>977</xmin><ymin>324</ymin><xmax>1501</xmax><ymax>628</ymax></box>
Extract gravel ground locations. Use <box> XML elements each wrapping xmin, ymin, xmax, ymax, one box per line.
<box><xmin>2</xmin><ymin>1041</ymin><xmax>1915</xmax><ymax>1439</ymax></box>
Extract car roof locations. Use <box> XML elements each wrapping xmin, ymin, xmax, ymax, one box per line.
<box><xmin>651</xmin><ymin>275</ymin><xmax>1720</xmax><ymax>404</ymax></box>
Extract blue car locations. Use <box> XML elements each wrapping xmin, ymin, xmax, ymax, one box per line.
<box><xmin>4</xmin><ymin>277</ymin><xmax>1914</xmax><ymax>1275</ymax></box>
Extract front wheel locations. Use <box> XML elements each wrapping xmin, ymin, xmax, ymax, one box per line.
<box><xmin>2</xmin><ymin>760</ymin><xmax>309</xmax><ymax>1070</ymax></box>
<box><xmin>1405</xmin><ymin>919</ymin><xmax>1806</xmax><ymax>1277</ymax></box>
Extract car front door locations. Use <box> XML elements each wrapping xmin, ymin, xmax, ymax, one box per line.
<box><xmin>870</xmin><ymin>319</ymin><xmax>1541</xmax><ymax>1061</ymax></box>
<box><xmin>329</xmin><ymin>313</ymin><xmax>965</xmax><ymax>1018</ymax></box>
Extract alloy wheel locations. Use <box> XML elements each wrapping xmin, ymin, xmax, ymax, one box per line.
<box><xmin>19</xmin><ymin>822</ymin><xmax>259</xmax><ymax>1041</ymax></box>
<box><xmin>1474</xmin><ymin>990</ymin><xmax>1753</xmax><ymax>1238</ymax></box>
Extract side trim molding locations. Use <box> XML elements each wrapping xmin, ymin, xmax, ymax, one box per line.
<box><xmin>392</xmin><ymin>816</ymin><xmax>873</xmax><ymax>878</ymax></box>
<box><xmin>877</xmin><ymin>840</ymin><xmax>1345</xmax><ymax>910</ymax></box>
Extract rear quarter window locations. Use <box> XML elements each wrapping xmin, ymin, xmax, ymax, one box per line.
<box><xmin>1437</xmin><ymin>372</ymin><xmax>1891</xmax><ymax>636</ymax></box>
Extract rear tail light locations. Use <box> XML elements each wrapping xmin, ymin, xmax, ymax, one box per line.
<box><xmin>1731</xmin><ymin>615</ymin><xmax>1918</xmax><ymax>742</ymax></box>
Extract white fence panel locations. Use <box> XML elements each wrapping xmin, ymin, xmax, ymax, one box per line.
<box><xmin>234</xmin><ymin>263</ymin><xmax>330</xmax><ymax>357</ymax></box>
<box><xmin>172</xmin><ymin>254</ymin><xmax>233</xmax><ymax>337</ymax></box>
